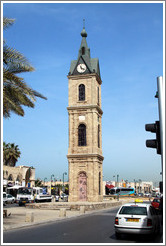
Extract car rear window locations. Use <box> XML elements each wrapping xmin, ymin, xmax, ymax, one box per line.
<box><xmin>119</xmin><ymin>206</ymin><xmax>147</xmax><ymax>215</ymax></box>
<box><xmin>153</xmin><ymin>199</ymin><xmax>160</xmax><ymax>203</ymax></box>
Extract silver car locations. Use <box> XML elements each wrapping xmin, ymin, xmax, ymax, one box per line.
<box><xmin>3</xmin><ymin>192</ymin><xmax>7</xmax><ymax>206</ymax></box>
<box><xmin>6</xmin><ymin>194</ymin><xmax>15</xmax><ymax>204</ymax></box>
<box><xmin>114</xmin><ymin>202</ymin><xmax>160</xmax><ymax>238</ymax></box>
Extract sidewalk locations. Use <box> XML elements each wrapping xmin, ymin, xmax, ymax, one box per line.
<box><xmin>3</xmin><ymin>199</ymin><xmax>128</xmax><ymax>231</ymax></box>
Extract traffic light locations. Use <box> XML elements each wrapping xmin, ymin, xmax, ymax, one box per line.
<box><xmin>145</xmin><ymin>121</ymin><xmax>161</xmax><ymax>155</ymax></box>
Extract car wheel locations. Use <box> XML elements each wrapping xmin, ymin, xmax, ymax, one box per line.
<box><xmin>115</xmin><ymin>232</ymin><xmax>121</xmax><ymax>239</ymax></box>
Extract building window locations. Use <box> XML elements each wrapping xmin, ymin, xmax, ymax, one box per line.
<box><xmin>79</xmin><ymin>84</ymin><xmax>85</xmax><ymax>101</ymax></box>
<box><xmin>82</xmin><ymin>47</ymin><xmax>85</xmax><ymax>55</ymax></box>
<box><xmin>78</xmin><ymin>124</ymin><xmax>86</xmax><ymax>146</ymax></box>
<box><xmin>98</xmin><ymin>87</ymin><xmax>99</xmax><ymax>105</ymax></box>
<box><xmin>99</xmin><ymin>172</ymin><xmax>101</xmax><ymax>195</ymax></box>
<box><xmin>98</xmin><ymin>125</ymin><xmax>100</xmax><ymax>148</ymax></box>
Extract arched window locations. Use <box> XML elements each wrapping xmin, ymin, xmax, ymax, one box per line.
<box><xmin>78</xmin><ymin>124</ymin><xmax>86</xmax><ymax>146</ymax></box>
<box><xmin>98</xmin><ymin>124</ymin><xmax>100</xmax><ymax>148</ymax></box>
<box><xmin>97</xmin><ymin>87</ymin><xmax>100</xmax><ymax>105</ymax></box>
<box><xmin>82</xmin><ymin>47</ymin><xmax>85</xmax><ymax>55</ymax></box>
<box><xmin>79</xmin><ymin>84</ymin><xmax>85</xmax><ymax>101</ymax></box>
<box><xmin>8</xmin><ymin>174</ymin><xmax>13</xmax><ymax>181</ymax></box>
<box><xmin>99</xmin><ymin>172</ymin><xmax>101</xmax><ymax>195</ymax></box>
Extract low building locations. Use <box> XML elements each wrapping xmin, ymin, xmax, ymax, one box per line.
<box><xmin>3</xmin><ymin>165</ymin><xmax>35</xmax><ymax>192</ymax></box>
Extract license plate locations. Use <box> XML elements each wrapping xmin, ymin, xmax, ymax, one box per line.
<box><xmin>126</xmin><ymin>218</ymin><xmax>139</xmax><ymax>222</ymax></box>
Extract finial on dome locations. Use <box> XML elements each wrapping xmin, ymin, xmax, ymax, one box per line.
<box><xmin>81</xmin><ymin>19</ymin><xmax>87</xmax><ymax>37</ymax></box>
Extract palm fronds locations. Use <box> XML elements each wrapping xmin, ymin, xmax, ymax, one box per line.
<box><xmin>3</xmin><ymin>17</ymin><xmax>47</xmax><ymax>118</ymax></box>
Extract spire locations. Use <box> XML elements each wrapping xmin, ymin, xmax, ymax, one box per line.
<box><xmin>81</xmin><ymin>19</ymin><xmax>87</xmax><ymax>38</ymax></box>
<box><xmin>69</xmin><ymin>21</ymin><xmax>101</xmax><ymax>79</ymax></box>
<box><xmin>78</xmin><ymin>20</ymin><xmax>90</xmax><ymax>59</ymax></box>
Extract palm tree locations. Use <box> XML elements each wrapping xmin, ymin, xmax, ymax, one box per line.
<box><xmin>35</xmin><ymin>179</ymin><xmax>43</xmax><ymax>187</ymax></box>
<box><xmin>3</xmin><ymin>17</ymin><xmax>47</xmax><ymax>118</ymax></box>
<box><xmin>3</xmin><ymin>142</ymin><xmax>21</xmax><ymax>167</ymax></box>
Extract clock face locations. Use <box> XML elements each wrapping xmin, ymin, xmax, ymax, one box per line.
<box><xmin>77</xmin><ymin>64</ymin><xmax>86</xmax><ymax>73</ymax></box>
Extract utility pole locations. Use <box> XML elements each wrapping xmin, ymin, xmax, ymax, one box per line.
<box><xmin>157</xmin><ymin>76</ymin><xmax>164</xmax><ymax>181</ymax></box>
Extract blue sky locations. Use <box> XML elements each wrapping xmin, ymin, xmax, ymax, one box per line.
<box><xmin>2</xmin><ymin>2</ymin><xmax>164</xmax><ymax>185</ymax></box>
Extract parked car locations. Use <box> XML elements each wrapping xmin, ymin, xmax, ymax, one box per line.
<box><xmin>3</xmin><ymin>192</ymin><xmax>7</xmax><ymax>206</ymax></box>
<box><xmin>138</xmin><ymin>193</ymin><xmax>144</xmax><ymax>197</ymax></box>
<box><xmin>145</xmin><ymin>193</ymin><xmax>151</xmax><ymax>197</ymax></box>
<box><xmin>151</xmin><ymin>198</ymin><xmax>160</xmax><ymax>209</ymax></box>
<box><xmin>6</xmin><ymin>194</ymin><xmax>15</xmax><ymax>204</ymax></box>
<box><xmin>114</xmin><ymin>202</ymin><xmax>160</xmax><ymax>238</ymax></box>
<box><xmin>60</xmin><ymin>193</ymin><xmax>68</xmax><ymax>201</ymax></box>
<box><xmin>55</xmin><ymin>195</ymin><xmax>60</xmax><ymax>202</ymax></box>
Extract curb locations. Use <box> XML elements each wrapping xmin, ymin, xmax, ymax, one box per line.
<box><xmin>3</xmin><ymin>202</ymin><xmax>123</xmax><ymax>232</ymax></box>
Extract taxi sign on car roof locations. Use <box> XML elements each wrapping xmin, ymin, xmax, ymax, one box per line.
<box><xmin>135</xmin><ymin>199</ymin><xmax>143</xmax><ymax>203</ymax></box>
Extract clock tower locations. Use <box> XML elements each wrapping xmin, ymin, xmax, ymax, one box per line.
<box><xmin>67</xmin><ymin>26</ymin><xmax>104</xmax><ymax>202</ymax></box>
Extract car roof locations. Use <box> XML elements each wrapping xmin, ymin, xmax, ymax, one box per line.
<box><xmin>121</xmin><ymin>202</ymin><xmax>150</xmax><ymax>207</ymax></box>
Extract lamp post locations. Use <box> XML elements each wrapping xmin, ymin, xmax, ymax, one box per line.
<box><xmin>117</xmin><ymin>174</ymin><xmax>119</xmax><ymax>183</ymax></box>
<box><xmin>51</xmin><ymin>174</ymin><xmax>54</xmax><ymax>195</ymax></box>
<box><xmin>134</xmin><ymin>179</ymin><xmax>137</xmax><ymax>194</ymax></box>
<box><xmin>63</xmin><ymin>172</ymin><xmax>67</xmax><ymax>191</ymax></box>
<box><xmin>44</xmin><ymin>177</ymin><xmax>47</xmax><ymax>185</ymax></box>
<box><xmin>138</xmin><ymin>179</ymin><xmax>142</xmax><ymax>193</ymax></box>
<box><xmin>113</xmin><ymin>175</ymin><xmax>119</xmax><ymax>186</ymax></box>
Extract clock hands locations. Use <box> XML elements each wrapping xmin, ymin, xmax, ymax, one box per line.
<box><xmin>77</xmin><ymin>64</ymin><xmax>86</xmax><ymax>73</ymax></box>
<box><xmin>80</xmin><ymin>64</ymin><xmax>85</xmax><ymax>71</ymax></box>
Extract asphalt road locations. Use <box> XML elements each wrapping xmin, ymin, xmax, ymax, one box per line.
<box><xmin>3</xmin><ymin>206</ymin><xmax>163</xmax><ymax>244</ymax></box>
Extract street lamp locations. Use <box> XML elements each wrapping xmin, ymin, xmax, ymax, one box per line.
<box><xmin>138</xmin><ymin>179</ymin><xmax>142</xmax><ymax>193</ymax></box>
<box><xmin>44</xmin><ymin>177</ymin><xmax>47</xmax><ymax>185</ymax></box>
<box><xmin>134</xmin><ymin>179</ymin><xmax>137</xmax><ymax>193</ymax></box>
<box><xmin>63</xmin><ymin>172</ymin><xmax>67</xmax><ymax>190</ymax></box>
<box><xmin>50</xmin><ymin>174</ymin><xmax>54</xmax><ymax>195</ymax></box>
<box><xmin>117</xmin><ymin>174</ymin><xmax>119</xmax><ymax>183</ymax></box>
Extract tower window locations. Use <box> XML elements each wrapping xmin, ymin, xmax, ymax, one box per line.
<box><xmin>99</xmin><ymin>172</ymin><xmax>101</xmax><ymax>195</ymax></box>
<box><xmin>79</xmin><ymin>84</ymin><xmax>85</xmax><ymax>101</ymax></box>
<box><xmin>98</xmin><ymin>124</ymin><xmax>100</xmax><ymax>148</ymax></box>
<box><xmin>78</xmin><ymin>124</ymin><xmax>86</xmax><ymax>146</ymax></box>
<box><xmin>82</xmin><ymin>47</ymin><xmax>85</xmax><ymax>55</ymax></box>
<box><xmin>98</xmin><ymin>87</ymin><xmax>100</xmax><ymax>105</ymax></box>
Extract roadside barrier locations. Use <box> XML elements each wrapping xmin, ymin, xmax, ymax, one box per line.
<box><xmin>25</xmin><ymin>212</ymin><xmax>34</xmax><ymax>222</ymax></box>
<box><xmin>59</xmin><ymin>208</ymin><xmax>66</xmax><ymax>217</ymax></box>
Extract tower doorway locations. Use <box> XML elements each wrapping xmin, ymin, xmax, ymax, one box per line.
<box><xmin>78</xmin><ymin>172</ymin><xmax>87</xmax><ymax>201</ymax></box>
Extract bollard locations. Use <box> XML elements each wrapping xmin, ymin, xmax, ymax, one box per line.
<box><xmin>80</xmin><ymin>206</ymin><xmax>85</xmax><ymax>214</ymax></box>
<box><xmin>59</xmin><ymin>208</ymin><xmax>66</xmax><ymax>217</ymax></box>
<box><xmin>25</xmin><ymin>212</ymin><xmax>34</xmax><ymax>222</ymax></box>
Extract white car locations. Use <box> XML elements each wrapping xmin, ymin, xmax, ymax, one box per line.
<box><xmin>60</xmin><ymin>193</ymin><xmax>68</xmax><ymax>201</ymax></box>
<box><xmin>3</xmin><ymin>192</ymin><xmax>7</xmax><ymax>206</ymax></box>
<box><xmin>114</xmin><ymin>202</ymin><xmax>160</xmax><ymax>238</ymax></box>
<box><xmin>144</xmin><ymin>193</ymin><xmax>151</xmax><ymax>197</ymax></box>
<box><xmin>6</xmin><ymin>194</ymin><xmax>15</xmax><ymax>204</ymax></box>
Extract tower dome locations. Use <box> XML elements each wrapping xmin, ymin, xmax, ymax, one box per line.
<box><xmin>81</xmin><ymin>27</ymin><xmax>87</xmax><ymax>38</ymax></box>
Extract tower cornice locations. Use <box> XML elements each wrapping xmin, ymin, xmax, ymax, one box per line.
<box><xmin>67</xmin><ymin>153</ymin><xmax>104</xmax><ymax>161</ymax></box>
<box><xmin>68</xmin><ymin>73</ymin><xmax>102</xmax><ymax>85</ymax></box>
<box><xmin>67</xmin><ymin>104</ymin><xmax>103</xmax><ymax>115</ymax></box>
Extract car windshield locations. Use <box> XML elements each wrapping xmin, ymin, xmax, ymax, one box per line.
<box><xmin>18</xmin><ymin>188</ymin><xmax>32</xmax><ymax>195</ymax></box>
<box><xmin>119</xmin><ymin>206</ymin><xmax>147</xmax><ymax>215</ymax></box>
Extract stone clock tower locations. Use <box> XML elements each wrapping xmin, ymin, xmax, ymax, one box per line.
<box><xmin>67</xmin><ymin>26</ymin><xmax>104</xmax><ymax>202</ymax></box>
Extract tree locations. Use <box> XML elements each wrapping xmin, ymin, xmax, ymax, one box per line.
<box><xmin>35</xmin><ymin>179</ymin><xmax>43</xmax><ymax>187</ymax></box>
<box><xmin>3</xmin><ymin>142</ymin><xmax>21</xmax><ymax>167</ymax></box>
<box><xmin>3</xmin><ymin>17</ymin><xmax>47</xmax><ymax>118</ymax></box>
